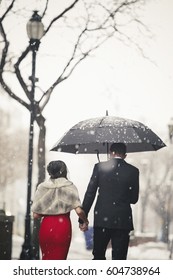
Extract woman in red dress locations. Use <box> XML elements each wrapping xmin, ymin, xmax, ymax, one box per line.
<box><xmin>32</xmin><ymin>160</ymin><xmax>88</xmax><ymax>260</ymax></box>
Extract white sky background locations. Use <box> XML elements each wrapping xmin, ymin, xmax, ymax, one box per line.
<box><xmin>42</xmin><ymin>0</ymin><xmax>173</xmax><ymax>148</ymax></box>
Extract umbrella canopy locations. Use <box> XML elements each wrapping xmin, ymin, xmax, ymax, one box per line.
<box><xmin>51</xmin><ymin>116</ymin><xmax>166</xmax><ymax>154</ymax></box>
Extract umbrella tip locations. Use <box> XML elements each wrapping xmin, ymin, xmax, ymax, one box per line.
<box><xmin>106</xmin><ymin>110</ymin><xmax>108</xmax><ymax>116</ymax></box>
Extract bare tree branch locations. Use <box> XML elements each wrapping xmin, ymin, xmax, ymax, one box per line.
<box><xmin>0</xmin><ymin>22</ymin><xmax>9</xmax><ymax>71</ymax></box>
<box><xmin>0</xmin><ymin>20</ymin><xmax>29</xmax><ymax>109</ymax></box>
<box><xmin>42</xmin><ymin>0</ymin><xmax>49</xmax><ymax>18</ymax></box>
<box><xmin>0</xmin><ymin>80</ymin><xmax>30</xmax><ymax>109</ymax></box>
<box><xmin>0</xmin><ymin>0</ymin><xmax>16</xmax><ymax>22</ymax></box>
<box><xmin>14</xmin><ymin>46</ymin><xmax>31</xmax><ymax>101</ymax></box>
<box><xmin>44</xmin><ymin>0</ymin><xmax>80</xmax><ymax>35</ymax></box>
<box><xmin>39</xmin><ymin>23</ymin><xmax>114</xmax><ymax>111</ymax></box>
<box><xmin>1</xmin><ymin>0</ymin><xmax>149</xmax><ymax>112</ymax></box>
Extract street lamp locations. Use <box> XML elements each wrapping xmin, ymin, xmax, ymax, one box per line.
<box><xmin>168</xmin><ymin>117</ymin><xmax>173</xmax><ymax>144</ymax></box>
<box><xmin>20</xmin><ymin>11</ymin><xmax>44</xmax><ymax>260</ymax></box>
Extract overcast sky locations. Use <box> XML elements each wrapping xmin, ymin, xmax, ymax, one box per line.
<box><xmin>1</xmin><ymin>0</ymin><xmax>173</xmax><ymax>151</ymax></box>
<box><xmin>40</xmin><ymin>0</ymin><xmax>173</xmax><ymax>150</ymax></box>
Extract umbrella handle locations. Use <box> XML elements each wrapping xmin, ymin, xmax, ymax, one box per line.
<box><xmin>106</xmin><ymin>143</ymin><xmax>109</xmax><ymax>160</ymax></box>
<box><xmin>95</xmin><ymin>150</ymin><xmax>100</xmax><ymax>162</ymax></box>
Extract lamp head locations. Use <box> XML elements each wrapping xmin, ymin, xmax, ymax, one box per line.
<box><xmin>26</xmin><ymin>11</ymin><xmax>44</xmax><ymax>41</ymax></box>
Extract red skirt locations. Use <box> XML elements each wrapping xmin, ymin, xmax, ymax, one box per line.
<box><xmin>39</xmin><ymin>213</ymin><xmax>72</xmax><ymax>260</ymax></box>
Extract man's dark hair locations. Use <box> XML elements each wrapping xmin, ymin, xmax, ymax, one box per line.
<box><xmin>110</xmin><ymin>143</ymin><xmax>127</xmax><ymax>155</ymax></box>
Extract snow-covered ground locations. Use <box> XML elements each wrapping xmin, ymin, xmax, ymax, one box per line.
<box><xmin>12</xmin><ymin>234</ymin><xmax>171</xmax><ymax>260</ymax></box>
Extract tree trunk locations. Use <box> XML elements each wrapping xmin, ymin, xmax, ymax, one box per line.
<box><xmin>140</xmin><ymin>202</ymin><xmax>146</xmax><ymax>233</ymax></box>
<box><xmin>32</xmin><ymin>114</ymin><xmax>46</xmax><ymax>259</ymax></box>
<box><xmin>37</xmin><ymin>115</ymin><xmax>46</xmax><ymax>186</ymax></box>
<box><xmin>140</xmin><ymin>193</ymin><xmax>148</xmax><ymax>233</ymax></box>
<box><xmin>160</xmin><ymin>213</ymin><xmax>169</xmax><ymax>244</ymax></box>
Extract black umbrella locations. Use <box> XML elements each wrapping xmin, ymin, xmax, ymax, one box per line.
<box><xmin>51</xmin><ymin>116</ymin><xmax>166</xmax><ymax>155</ymax></box>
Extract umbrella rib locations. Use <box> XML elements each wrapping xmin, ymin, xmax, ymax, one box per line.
<box><xmin>98</xmin><ymin>116</ymin><xmax>106</xmax><ymax>127</ymax></box>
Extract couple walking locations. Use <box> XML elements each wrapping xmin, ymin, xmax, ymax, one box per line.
<box><xmin>31</xmin><ymin>143</ymin><xmax>139</xmax><ymax>260</ymax></box>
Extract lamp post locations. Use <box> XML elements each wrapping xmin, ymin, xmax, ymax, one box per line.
<box><xmin>20</xmin><ymin>11</ymin><xmax>44</xmax><ymax>260</ymax></box>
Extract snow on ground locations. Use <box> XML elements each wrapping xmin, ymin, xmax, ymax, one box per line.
<box><xmin>12</xmin><ymin>234</ymin><xmax>171</xmax><ymax>260</ymax></box>
<box><xmin>128</xmin><ymin>242</ymin><xmax>170</xmax><ymax>260</ymax></box>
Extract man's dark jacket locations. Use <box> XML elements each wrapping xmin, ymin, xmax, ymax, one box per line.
<box><xmin>82</xmin><ymin>158</ymin><xmax>139</xmax><ymax>231</ymax></box>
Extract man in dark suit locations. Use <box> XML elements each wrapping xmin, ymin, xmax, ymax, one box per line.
<box><xmin>80</xmin><ymin>143</ymin><xmax>139</xmax><ymax>260</ymax></box>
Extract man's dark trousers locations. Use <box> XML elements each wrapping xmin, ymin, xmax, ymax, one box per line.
<box><xmin>93</xmin><ymin>227</ymin><xmax>130</xmax><ymax>260</ymax></box>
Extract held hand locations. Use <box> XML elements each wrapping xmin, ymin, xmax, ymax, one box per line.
<box><xmin>79</xmin><ymin>221</ymin><xmax>89</xmax><ymax>232</ymax></box>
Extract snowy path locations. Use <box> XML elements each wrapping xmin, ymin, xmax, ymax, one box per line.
<box><xmin>12</xmin><ymin>235</ymin><xmax>171</xmax><ymax>260</ymax></box>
